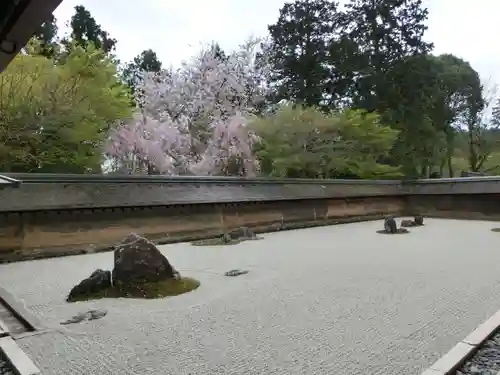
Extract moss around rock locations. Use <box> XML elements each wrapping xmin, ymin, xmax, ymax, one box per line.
<box><xmin>228</xmin><ymin>227</ymin><xmax>257</xmax><ymax>240</ymax></box>
<box><xmin>191</xmin><ymin>228</ymin><xmax>263</xmax><ymax>247</ymax></box>
<box><xmin>66</xmin><ymin>233</ymin><xmax>198</xmax><ymax>302</ymax></box>
<box><xmin>191</xmin><ymin>237</ymin><xmax>244</xmax><ymax>246</ymax></box>
<box><xmin>377</xmin><ymin>228</ymin><xmax>409</xmax><ymax>235</ymax></box>
<box><xmin>67</xmin><ymin>277</ymin><xmax>200</xmax><ymax>302</ymax></box>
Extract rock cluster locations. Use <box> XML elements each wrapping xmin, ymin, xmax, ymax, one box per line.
<box><xmin>400</xmin><ymin>216</ymin><xmax>425</xmax><ymax>228</ymax></box>
<box><xmin>67</xmin><ymin>233</ymin><xmax>181</xmax><ymax>302</ymax></box>
<box><xmin>378</xmin><ymin>216</ymin><xmax>409</xmax><ymax>234</ymax></box>
<box><xmin>222</xmin><ymin>226</ymin><xmax>258</xmax><ymax>244</ymax></box>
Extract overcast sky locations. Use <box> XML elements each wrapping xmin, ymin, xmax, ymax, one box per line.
<box><xmin>53</xmin><ymin>0</ymin><xmax>500</xmax><ymax>87</ymax></box>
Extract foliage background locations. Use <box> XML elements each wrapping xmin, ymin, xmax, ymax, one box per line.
<box><xmin>2</xmin><ymin>1</ymin><xmax>500</xmax><ymax>178</ymax></box>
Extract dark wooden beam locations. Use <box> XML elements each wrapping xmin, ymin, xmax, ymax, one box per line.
<box><xmin>0</xmin><ymin>0</ymin><xmax>63</xmax><ymax>73</ymax></box>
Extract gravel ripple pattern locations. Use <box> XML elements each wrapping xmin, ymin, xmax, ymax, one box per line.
<box><xmin>456</xmin><ymin>331</ymin><xmax>500</xmax><ymax>375</ymax></box>
<box><xmin>1</xmin><ymin>219</ymin><xmax>500</xmax><ymax>375</ymax></box>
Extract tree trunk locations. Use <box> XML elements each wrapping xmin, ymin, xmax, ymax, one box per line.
<box><xmin>447</xmin><ymin>155</ymin><xmax>454</xmax><ymax>177</ymax></box>
<box><xmin>468</xmin><ymin>128</ymin><xmax>478</xmax><ymax>172</ymax></box>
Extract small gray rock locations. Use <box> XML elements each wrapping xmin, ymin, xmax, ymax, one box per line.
<box><xmin>228</xmin><ymin>227</ymin><xmax>257</xmax><ymax>240</ymax></box>
<box><xmin>401</xmin><ymin>219</ymin><xmax>416</xmax><ymax>228</ymax></box>
<box><xmin>61</xmin><ymin>309</ymin><xmax>108</xmax><ymax>325</ymax></box>
<box><xmin>384</xmin><ymin>216</ymin><xmax>397</xmax><ymax>234</ymax></box>
<box><xmin>222</xmin><ymin>233</ymin><xmax>232</xmax><ymax>243</ymax></box>
<box><xmin>88</xmin><ymin>309</ymin><xmax>108</xmax><ymax>320</ymax></box>
<box><xmin>414</xmin><ymin>215</ymin><xmax>424</xmax><ymax>226</ymax></box>
<box><xmin>61</xmin><ymin>312</ymin><xmax>87</xmax><ymax>325</ymax></box>
<box><xmin>224</xmin><ymin>269</ymin><xmax>249</xmax><ymax>277</ymax></box>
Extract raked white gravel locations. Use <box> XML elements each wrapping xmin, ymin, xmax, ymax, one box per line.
<box><xmin>1</xmin><ymin>219</ymin><xmax>500</xmax><ymax>375</ymax></box>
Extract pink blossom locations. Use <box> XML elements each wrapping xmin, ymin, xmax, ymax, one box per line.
<box><xmin>107</xmin><ymin>38</ymin><xmax>268</xmax><ymax>175</ymax></box>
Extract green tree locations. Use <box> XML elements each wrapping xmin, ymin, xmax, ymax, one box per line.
<box><xmin>33</xmin><ymin>14</ymin><xmax>59</xmax><ymax>58</ymax></box>
<box><xmin>63</xmin><ymin>5</ymin><xmax>117</xmax><ymax>54</ymax></box>
<box><xmin>382</xmin><ymin>54</ymin><xmax>485</xmax><ymax>177</ymax></box>
<box><xmin>252</xmin><ymin>105</ymin><xmax>400</xmax><ymax>178</ymax></box>
<box><xmin>264</xmin><ymin>0</ymin><xmax>450</xmax><ymax>179</ymax></box>
<box><xmin>380</xmin><ymin>55</ymin><xmax>449</xmax><ymax>177</ymax></box>
<box><xmin>0</xmin><ymin>43</ymin><xmax>132</xmax><ymax>173</ymax></box>
<box><xmin>322</xmin><ymin>0</ymin><xmax>439</xmax><ymax>177</ymax></box>
<box><xmin>341</xmin><ymin>0</ymin><xmax>433</xmax><ymax>111</ymax></box>
<box><xmin>462</xmin><ymin>86</ymin><xmax>498</xmax><ymax>172</ymax></box>
<box><xmin>433</xmin><ymin>54</ymin><xmax>484</xmax><ymax>174</ymax></box>
<box><xmin>266</xmin><ymin>0</ymin><xmax>339</xmax><ymax>107</ymax></box>
<box><xmin>122</xmin><ymin>49</ymin><xmax>163</xmax><ymax>95</ymax></box>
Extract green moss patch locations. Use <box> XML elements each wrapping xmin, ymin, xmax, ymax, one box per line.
<box><xmin>491</xmin><ymin>228</ymin><xmax>500</xmax><ymax>232</ymax></box>
<box><xmin>67</xmin><ymin>277</ymin><xmax>200</xmax><ymax>302</ymax></box>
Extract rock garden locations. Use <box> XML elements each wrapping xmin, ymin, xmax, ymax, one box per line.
<box><xmin>66</xmin><ymin>233</ymin><xmax>200</xmax><ymax>302</ymax></box>
<box><xmin>377</xmin><ymin>215</ymin><xmax>424</xmax><ymax>234</ymax></box>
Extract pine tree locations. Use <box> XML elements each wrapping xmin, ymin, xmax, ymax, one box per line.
<box><xmin>266</xmin><ymin>0</ymin><xmax>340</xmax><ymax>107</ymax></box>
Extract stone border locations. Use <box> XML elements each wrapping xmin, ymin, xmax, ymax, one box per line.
<box><xmin>0</xmin><ymin>336</ymin><xmax>40</xmax><ymax>375</ymax></box>
<box><xmin>0</xmin><ymin>174</ymin><xmax>20</xmax><ymax>188</ymax></box>
<box><xmin>421</xmin><ymin>309</ymin><xmax>500</xmax><ymax>374</ymax></box>
<box><xmin>0</xmin><ymin>317</ymin><xmax>9</xmax><ymax>338</ymax></box>
<box><xmin>0</xmin><ymin>288</ymin><xmax>42</xmax><ymax>332</ymax></box>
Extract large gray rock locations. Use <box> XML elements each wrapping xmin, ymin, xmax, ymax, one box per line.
<box><xmin>384</xmin><ymin>217</ymin><xmax>397</xmax><ymax>233</ymax></box>
<box><xmin>67</xmin><ymin>269</ymin><xmax>111</xmax><ymax>301</ymax></box>
<box><xmin>414</xmin><ymin>215</ymin><xmax>424</xmax><ymax>226</ymax></box>
<box><xmin>112</xmin><ymin>233</ymin><xmax>178</xmax><ymax>285</ymax></box>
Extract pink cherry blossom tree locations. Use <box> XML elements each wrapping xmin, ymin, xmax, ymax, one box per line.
<box><xmin>106</xmin><ymin>38</ymin><xmax>269</xmax><ymax>176</ymax></box>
